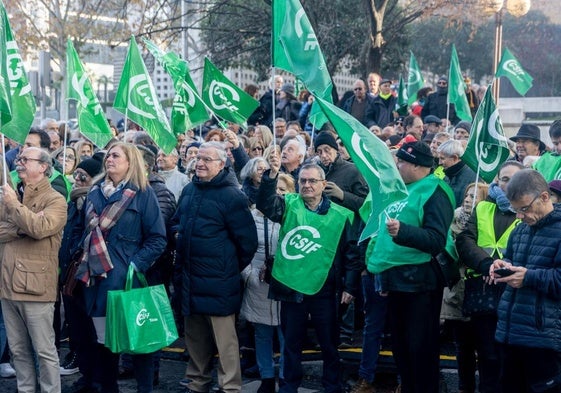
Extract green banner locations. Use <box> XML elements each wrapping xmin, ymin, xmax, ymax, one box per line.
<box><xmin>113</xmin><ymin>36</ymin><xmax>176</xmax><ymax>154</ymax></box>
<box><xmin>407</xmin><ymin>51</ymin><xmax>424</xmax><ymax>106</ymax></box>
<box><xmin>448</xmin><ymin>45</ymin><xmax>472</xmax><ymax>122</ymax></box>
<box><xmin>495</xmin><ymin>48</ymin><xmax>533</xmax><ymax>96</ymax></box>
<box><xmin>0</xmin><ymin>2</ymin><xmax>12</xmax><ymax>128</ymax></box>
<box><xmin>66</xmin><ymin>39</ymin><xmax>113</xmax><ymax>148</ymax></box>
<box><xmin>462</xmin><ymin>85</ymin><xmax>510</xmax><ymax>183</ymax></box>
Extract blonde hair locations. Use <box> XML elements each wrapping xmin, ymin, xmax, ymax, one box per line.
<box><xmin>256</xmin><ymin>125</ymin><xmax>273</xmax><ymax>147</ymax></box>
<box><xmin>104</xmin><ymin>142</ymin><xmax>148</xmax><ymax>191</ymax></box>
<box><xmin>277</xmin><ymin>173</ymin><xmax>295</xmax><ymax>194</ymax></box>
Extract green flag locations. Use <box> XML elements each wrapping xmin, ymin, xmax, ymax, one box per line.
<box><xmin>396</xmin><ymin>75</ymin><xmax>408</xmax><ymax>116</ymax></box>
<box><xmin>113</xmin><ymin>36</ymin><xmax>176</xmax><ymax>154</ymax></box>
<box><xmin>462</xmin><ymin>85</ymin><xmax>510</xmax><ymax>183</ymax></box>
<box><xmin>201</xmin><ymin>58</ymin><xmax>259</xmax><ymax>125</ymax></box>
<box><xmin>0</xmin><ymin>3</ymin><xmax>12</xmax><ymax>128</ymax></box>
<box><xmin>495</xmin><ymin>48</ymin><xmax>533</xmax><ymax>96</ymax></box>
<box><xmin>407</xmin><ymin>51</ymin><xmax>424</xmax><ymax>106</ymax></box>
<box><xmin>272</xmin><ymin>0</ymin><xmax>333</xmax><ymax>128</ymax></box>
<box><xmin>66</xmin><ymin>40</ymin><xmax>113</xmax><ymax>148</ymax></box>
<box><xmin>1</xmin><ymin>2</ymin><xmax>34</xmax><ymax>144</ymax></box>
<box><xmin>448</xmin><ymin>45</ymin><xmax>472</xmax><ymax>122</ymax></box>
<box><xmin>314</xmin><ymin>96</ymin><xmax>408</xmax><ymax>242</ymax></box>
<box><xmin>143</xmin><ymin>39</ymin><xmax>208</xmax><ymax>134</ymax></box>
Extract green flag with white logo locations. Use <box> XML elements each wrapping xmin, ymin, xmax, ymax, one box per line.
<box><xmin>201</xmin><ymin>58</ymin><xmax>259</xmax><ymax>125</ymax></box>
<box><xmin>495</xmin><ymin>48</ymin><xmax>533</xmax><ymax>96</ymax></box>
<box><xmin>396</xmin><ymin>75</ymin><xmax>408</xmax><ymax>116</ymax></box>
<box><xmin>0</xmin><ymin>2</ymin><xmax>12</xmax><ymax>129</ymax></box>
<box><xmin>315</xmin><ymin>96</ymin><xmax>408</xmax><ymax>242</ymax></box>
<box><xmin>462</xmin><ymin>85</ymin><xmax>510</xmax><ymax>183</ymax></box>
<box><xmin>1</xmin><ymin>2</ymin><xmax>34</xmax><ymax>144</ymax></box>
<box><xmin>407</xmin><ymin>51</ymin><xmax>424</xmax><ymax>106</ymax></box>
<box><xmin>272</xmin><ymin>0</ymin><xmax>333</xmax><ymax>128</ymax></box>
<box><xmin>143</xmin><ymin>39</ymin><xmax>208</xmax><ymax>134</ymax></box>
<box><xmin>66</xmin><ymin>39</ymin><xmax>113</xmax><ymax>148</ymax></box>
<box><xmin>113</xmin><ymin>36</ymin><xmax>176</xmax><ymax>154</ymax></box>
<box><xmin>448</xmin><ymin>45</ymin><xmax>472</xmax><ymax>122</ymax></box>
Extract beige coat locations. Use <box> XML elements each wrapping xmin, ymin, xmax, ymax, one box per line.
<box><xmin>0</xmin><ymin>177</ymin><xmax>67</xmax><ymax>302</ymax></box>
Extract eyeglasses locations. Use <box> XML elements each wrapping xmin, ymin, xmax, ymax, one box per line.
<box><xmin>252</xmin><ymin>147</ymin><xmax>264</xmax><ymax>152</ymax></box>
<box><xmin>512</xmin><ymin>194</ymin><xmax>540</xmax><ymax>214</ymax></box>
<box><xmin>15</xmin><ymin>156</ymin><xmax>43</xmax><ymax>165</ymax></box>
<box><xmin>73</xmin><ymin>171</ymin><xmax>89</xmax><ymax>182</ymax></box>
<box><xmin>299</xmin><ymin>178</ymin><xmax>322</xmax><ymax>185</ymax></box>
<box><xmin>498</xmin><ymin>176</ymin><xmax>511</xmax><ymax>183</ymax></box>
<box><xmin>58</xmin><ymin>154</ymin><xmax>76</xmax><ymax>161</ymax></box>
<box><xmin>195</xmin><ymin>156</ymin><xmax>222</xmax><ymax>163</ymax></box>
<box><xmin>354</xmin><ymin>87</ymin><xmax>363</xmax><ymax>91</ymax></box>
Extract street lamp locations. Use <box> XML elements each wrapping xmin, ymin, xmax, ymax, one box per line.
<box><xmin>482</xmin><ymin>0</ymin><xmax>531</xmax><ymax>103</ymax></box>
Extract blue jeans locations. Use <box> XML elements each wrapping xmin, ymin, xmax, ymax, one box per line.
<box><xmin>280</xmin><ymin>295</ymin><xmax>341</xmax><ymax>393</ymax></box>
<box><xmin>0</xmin><ymin>304</ymin><xmax>6</xmax><ymax>361</ymax></box>
<box><xmin>358</xmin><ymin>273</ymin><xmax>388</xmax><ymax>383</ymax></box>
<box><xmin>254</xmin><ymin>323</ymin><xmax>284</xmax><ymax>379</ymax></box>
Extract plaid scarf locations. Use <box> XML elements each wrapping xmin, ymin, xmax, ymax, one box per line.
<box><xmin>76</xmin><ymin>185</ymin><xmax>137</xmax><ymax>286</ymax></box>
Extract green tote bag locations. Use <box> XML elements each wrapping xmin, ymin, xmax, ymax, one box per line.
<box><xmin>105</xmin><ymin>265</ymin><xmax>178</xmax><ymax>354</ymax></box>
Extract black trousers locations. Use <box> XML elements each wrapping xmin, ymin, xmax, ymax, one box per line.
<box><xmin>389</xmin><ymin>289</ymin><xmax>443</xmax><ymax>393</ymax></box>
<box><xmin>500</xmin><ymin>344</ymin><xmax>561</xmax><ymax>393</ymax></box>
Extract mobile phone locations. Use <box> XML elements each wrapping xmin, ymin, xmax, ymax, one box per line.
<box><xmin>494</xmin><ymin>268</ymin><xmax>515</xmax><ymax>277</ymax></box>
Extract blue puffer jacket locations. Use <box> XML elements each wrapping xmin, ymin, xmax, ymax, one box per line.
<box><xmin>174</xmin><ymin>169</ymin><xmax>258</xmax><ymax>316</ymax></box>
<box><xmin>495</xmin><ymin>204</ymin><xmax>561</xmax><ymax>350</ymax></box>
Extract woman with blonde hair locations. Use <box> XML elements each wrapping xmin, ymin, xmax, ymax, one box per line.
<box><xmin>255</xmin><ymin>125</ymin><xmax>274</xmax><ymax>147</ymax></box>
<box><xmin>249</xmin><ymin>137</ymin><xmax>265</xmax><ymax>159</ymax></box>
<box><xmin>77</xmin><ymin>143</ymin><xmax>166</xmax><ymax>393</ymax></box>
<box><xmin>52</xmin><ymin>146</ymin><xmax>78</xmax><ymax>181</ymax></box>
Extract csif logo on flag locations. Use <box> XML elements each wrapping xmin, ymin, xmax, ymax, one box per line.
<box><xmin>472</xmin><ymin>109</ymin><xmax>509</xmax><ymax>173</ymax></box>
<box><xmin>294</xmin><ymin>8</ymin><xmax>318</xmax><ymax>52</ymax></box>
<box><xmin>71</xmin><ymin>73</ymin><xmax>103</xmax><ymax>115</ymax></box>
<box><xmin>6</xmin><ymin>41</ymin><xmax>31</xmax><ymax>95</ymax></box>
<box><xmin>280</xmin><ymin>226</ymin><xmax>323</xmax><ymax>260</ymax></box>
<box><xmin>177</xmin><ymin>80</ymin><xmax>196</xmax><ymax>107</ymax></box>
<box><xmin>128</xmin><ymin>74</ymin><xmax>160</xmax><ymax>120</ymax></box>
<box><xmin>408</xmin><ymin>68</ymin><xmax>422</xmax><ymax>86</ymax></box>
<box><xmin>503</xmin><ymin>60</ymin><xmax>526</xmax><ymax>78</ymax></box>
<box><xmin>209</xmin><ymin>80</ymin><xmax>240</xmax><ymax>112</ymax></box>
<box><xmin>351</xmin><ymin>132</ymin><xmax>380</xmax><ymax>178</ymax></box>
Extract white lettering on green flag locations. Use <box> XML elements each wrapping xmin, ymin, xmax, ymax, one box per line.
<box><xmin>448</xmin><ymin>45</ymin><xmax>472</xmax><ymax>122</ymax></box>
<box><xmin>462</xmin><ymin>85</ymin><xmax>510</xmax><ymax>183</ymax></box>
<box><xmin>113</xmin><ymin>36</ymin><xmax>176</xmax><ymax>154</ymax></box>
<box><xmin>0</xmin><ymin>2</ymin><xmax>12</xmax><ymax>128</ymax></box>
<box><xmin>272</xmin><ymin>0</ymin><xmax>333</xmax><ymax>128</ymax></box>
<box><xmin>143</xmin><ymin>39</ymin><xmax>208</xmax><ymax>134</ymax></box>
<box><xmin>201</xmin><ymin>58</ymin><xmax>258</xmax><ymax>125</ymax></box>
<box><xmin>495</xmin><ymin>48</ymin><xmax>533</xmax><ymax>96</ymax></box>
<box><xmin>407</xmin><ymin>51</ymin><xmax>424</xmax><ymax>106</ymax></box>
<box><xmin>66</xmin><ymin>39</ymin><xmax>113</xmax><ymax>148</ymax></box>
<box><xmin>314</xmin><ymin>96</ymin><xmax>408</xmax><ymax>242</ymax></box>
<box><xmin>1</xmin><ymin>2</ymin><xmax>34</xmax><ymax>144</ymax></box>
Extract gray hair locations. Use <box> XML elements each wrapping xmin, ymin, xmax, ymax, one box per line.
<box><xmin>506</xmin><ymin>169</ymin><xmax>548</xmax><ymax>202</ymax></box>
<box><xmin>158</xmin><ymin>148</ymin><xmax>179</xmax><ymax>157</ymax></box>
<box><xmin>26</xmin><ymin>147</ymin><xmax>53</xmax><ymax>177</ymax></box>
<box><xmin>437</xmin><ymin>139</ymin><xmax>465</xmax><ymax>157</ymax></box>
<box><xmin>281</xmin><ymin>135</ymin><xmax>307</xmax><ymax>164</ymax></box>
<box><xmin>433</xmin><ymin>132</ymin><xmax>451</xmax><ymax>141</ymax></box>
<box><xmin>300</xmin><ymin>163</ymin><xmax>326</xmax><ymax>181</ymax></box>
<box><xmin>200</xmin><ymin>141</ymin><xmax>227</xmax><ymax>163</ymax></box>
<box><xmin>240</xmin><ymin>157</ymin><xmax>269</xmax><ymax>181</ymax></box>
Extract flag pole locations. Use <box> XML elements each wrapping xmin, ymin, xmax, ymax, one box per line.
<box><xmin>471</xmin><ymin>150</ymin><xmax>483</xmax><ymax>213</ymax></box>
<box><xmin>1</xmin><ymin>133</ymin><xmax>7</xmax><ymax>186</ymax></box>
<box><xmin>271</xmin><ymin>67</ymin><xmax>277</xmax><ymax>148</ymax></box>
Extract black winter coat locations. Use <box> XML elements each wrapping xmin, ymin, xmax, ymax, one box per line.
<box><xmin>319</xmin><ymin>155</ymin><xmax>368</xmax><ymax>214</ymax></box>
<box><xmin>174</xmin><ymin>169</ymin><xmax>258</xmax><ymax>316</ymax></box>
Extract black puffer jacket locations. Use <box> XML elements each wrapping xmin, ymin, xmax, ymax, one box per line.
<box><xmin>174</xmin><ymin>169</ymin><xmax>258</xmax><ymax>316</ymax></box>
<box><xmin>495</xmin><ymin>204</ymin><xmax>561</xmax><ymax>351</ymax></box>
<box><xmin>319</xmin><ymin>155</ymin><xmax>368</xmax><ymax>214</ymax></box>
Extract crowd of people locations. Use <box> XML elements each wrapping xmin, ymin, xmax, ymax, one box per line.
<box><xmin>0</xmin><ymin>73</ymin><xmax>560</xmax><ymax>393</ymax></box>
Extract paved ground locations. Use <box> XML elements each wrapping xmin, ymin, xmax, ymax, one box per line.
<box><xmin>0</xmin><ymin>344</ymin><xmax>460</xmax><ymax>393</ymax></box>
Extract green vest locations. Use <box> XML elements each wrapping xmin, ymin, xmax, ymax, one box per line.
<box><xmin>10</xmin><ymin>168</ymin><xmax>72</xmax><ymax>201</ymax></box>
<box><xmin>368</xmin><ymin>174</ymin><xmax>455</xmax><ymax>274</ymax></box>
<box><xmin>272</xmin><ymin>193</ymin><xmax>354</xmax><ymax>295</ymax></box>
<box><xmin>475</xmin><ymin>201</ymin><xmax>519</xmax><ymax>259</ymax></box>
<box><xmin>533</xmin><ymin>152</ymin><xmax>561</xmax><ymax>182</ymax></box>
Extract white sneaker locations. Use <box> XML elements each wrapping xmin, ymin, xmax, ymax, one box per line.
<box><xmin>0</xmin><ymin>362</ymin><xmax>15</xmax><ymax>378</ymax></box>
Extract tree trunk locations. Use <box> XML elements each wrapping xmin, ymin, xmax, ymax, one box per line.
<box><xmin>365</xmin><ymin>0</ymin><xmax>388</xmax><ymax>74</ymax></box>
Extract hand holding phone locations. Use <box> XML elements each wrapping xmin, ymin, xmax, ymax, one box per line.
<box><xmin>494</xmin><ymin>267</ymin><xmax>515</xmax><ymax>277</ymax></box>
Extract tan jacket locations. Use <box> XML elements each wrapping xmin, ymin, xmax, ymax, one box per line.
<box><xmin>0</xmin><ymin>177</ymin><xmax>67</xmax><ymax>302</ymax></box>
